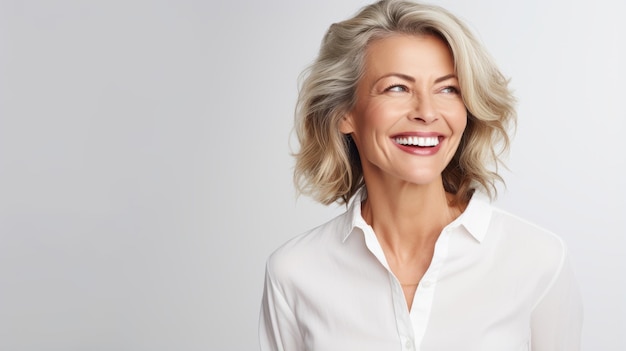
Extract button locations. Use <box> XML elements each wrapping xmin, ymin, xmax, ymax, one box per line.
<box><xmin>400</xmin><ymin>336</ymin><xmax>413</xmax><ymax>350</ymax></box>
<box><xmin>421</xmin><ymin>280</ymin><xmax>432</xmax><ymax>288</ymax></box>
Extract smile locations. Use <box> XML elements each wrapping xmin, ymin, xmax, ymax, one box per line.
<box><xmin>393</xmin><ymin>136</ymin><xmax>440</xmax><ymax>147</ymax></box>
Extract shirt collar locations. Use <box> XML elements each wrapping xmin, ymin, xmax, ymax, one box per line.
<box><xmin>449</xmin><ymin>191</ymin><xmax>492</xmax><ymax>243</ymax></box>
<box><xmin>339</xmin><ymin>188</ymin><xmax>369</xmax><ymax>243</ymax></box>
<box><xmin>339</xmin><ymin>188</ymin><xmax>493</xmax><ymax>244</ymax></box>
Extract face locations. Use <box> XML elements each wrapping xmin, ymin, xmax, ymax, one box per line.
<box><xmin>340</xmin><ymin>34</ymin><xmax>467</xmax><ymax>188</ymax></box>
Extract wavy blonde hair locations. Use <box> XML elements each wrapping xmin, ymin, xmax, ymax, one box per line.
<box><xmin>294</xmin><ymin>0</ymin><xmax>516</xmax><ymax>205</ymax></box>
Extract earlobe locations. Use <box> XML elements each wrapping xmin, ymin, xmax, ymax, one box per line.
<box><xmin>338</xmin><ymin>113</ymin><xmax>355</xmax><ymax>134</ymax></box>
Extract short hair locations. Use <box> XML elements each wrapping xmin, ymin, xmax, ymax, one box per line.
<box><xmin>293</xmin><ymin>0</ymin><xmax>516</xmax><ymax>206</ymax></box>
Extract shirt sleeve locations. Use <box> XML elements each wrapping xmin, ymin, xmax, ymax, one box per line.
<box><xmin>530</xmin><ymin>246</ymin><xmax>584</xmax><ymax>351</ymax></box>
<box><xmin>259</xmin><ymin>261</ymin><xmax>305</xmax><ymax>351</ymax></box>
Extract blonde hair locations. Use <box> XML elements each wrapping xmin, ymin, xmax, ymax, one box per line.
<box><xmin>294</xmin><ymin>0</ymin><xmax>516</xmax><ymax>205</ymax></box>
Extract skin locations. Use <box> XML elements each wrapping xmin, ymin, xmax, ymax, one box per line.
<box><xmin>339</xmin><ymin>34</ymin><xmax>468</xmax><ymax>310</ymax></box>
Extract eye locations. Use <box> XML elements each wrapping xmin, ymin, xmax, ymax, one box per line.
<box><xmin>384</xmin><ymin>84</ymin><xmax>409</xmax><ymax>93</ymax></box>
<box><xmin>440</xmin><ymin>86</ymin><xmax>460</xmax><ymax>94</ymax></box>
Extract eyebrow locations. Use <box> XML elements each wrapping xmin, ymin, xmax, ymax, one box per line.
<box><xmin>375</xmin><ymin>73</ymin><xmax>457</xmax><ymax>84</ymax></box>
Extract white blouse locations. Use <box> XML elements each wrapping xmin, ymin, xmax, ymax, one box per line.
<box><xmin>259</xmin><ymin>191</ymin><xmax>583</xmax><ymax>351</ymax></box>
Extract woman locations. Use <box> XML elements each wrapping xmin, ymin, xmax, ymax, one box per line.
<box><xmin>259</xmin><ymin>0</ymin><xmax>583</xmax><ymax>350</ymax></box>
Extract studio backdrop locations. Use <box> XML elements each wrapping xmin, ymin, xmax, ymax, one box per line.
<box><xmin>0</xmin><ymin>0</ymin><xmax>623</xmax><ymax>350</ymax></box>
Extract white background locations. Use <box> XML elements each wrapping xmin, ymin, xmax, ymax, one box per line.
<box><xmin>0</xmin><ymin>0</ymin><xmax>623</xmax><ymax>350</ymax></box>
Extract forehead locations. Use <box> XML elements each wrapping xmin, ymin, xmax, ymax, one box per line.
<box><xmin>362</xmin><ymin>34</ymin><xmax>455</xmax><ymax>76</ymax></box>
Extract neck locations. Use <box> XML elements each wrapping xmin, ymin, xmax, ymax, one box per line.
<box><xmin>361</xmin><ymin>179</ymin><xmax>463</xmax><ymax>259</ymax></box>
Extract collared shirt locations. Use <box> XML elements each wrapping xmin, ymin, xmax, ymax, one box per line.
<box><xmin>259</xmin><ymin>191</ymin><xmax>583</xmax><ymax>351</ymax></box>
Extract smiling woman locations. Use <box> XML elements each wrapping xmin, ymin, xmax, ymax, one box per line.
<box><xmin>339</xmin><ymin>35</ymin><xmax>468</xmax><ymax>203</ymax></box>
<box><xmin>338</xmin><ymin>34</ymin><xmax>468</xmax><ymax>309</ymax></box>
<box><xmin>259</xmin><ymin>0</ymin><xmax>583</xmax><ymax>350</ymax></box>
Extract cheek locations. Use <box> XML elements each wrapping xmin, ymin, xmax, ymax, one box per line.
<box><xmin>359</xmin><ymin>101</ymin><xmax>406</xmax><ymax>129</ymax></box>
<box><xmin>450</xmin><ymin>107</ymin><xmax>468</xmax><ymax>133</ymax></box>
<box><xmin>350</xmin><ymin>105</ymin><xmax>379</xmax><ymax>136</ymax></box>
<box><xmin>458</xmin><ymin>115</ymin><xmax>468</xmax><ymax>133</ymax></box>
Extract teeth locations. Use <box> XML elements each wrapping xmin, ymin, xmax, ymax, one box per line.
<box><xmin>394</xmin><ymin>136</ymin><xmax>439</xmax><ymax>147</ymax></box>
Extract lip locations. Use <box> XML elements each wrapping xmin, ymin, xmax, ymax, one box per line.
<box><xmin>390</xmin><ymin>132</ymin><xmax>444</xmax><ymax>156</ymax></box>
<box><xmin>391</xmin><ymin>131</ymin><xmax>442</xmax><ymax>138</ymax></box>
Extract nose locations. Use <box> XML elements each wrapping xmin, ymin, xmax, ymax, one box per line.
<box><xmin>410</xmin><ymin>94</ymin><xmax>437</xmax><ymax>124</ymax></box>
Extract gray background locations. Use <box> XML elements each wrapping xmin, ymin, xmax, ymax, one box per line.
<box><xmin>0</xmin><ymin>0</ymin><xmax>623</xmax><ymax>350</ymax></box>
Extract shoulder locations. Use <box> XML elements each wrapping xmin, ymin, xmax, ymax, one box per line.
<box><xmin>472</xmin><ymin>204</ymin><xmax>578</xmax><ymax>308</ymax></box>
<box><xmin>265</xmin><ymin>210</ymin><xmax>350</xmax><ymax>283</ymax></box>
<box><xmin>464</xmin><ymin>194</ymin><xmax>567</xmax><ymax>263</ymax></box>
<box><xmin>490</xmin><ymin>207</ymin><xmax>565</xmax><ymax>253</ymax></box>
<box><xmin>487</xmin><ymin>206</ymin><xmax>569</xmax><ymax>278</ymax></box>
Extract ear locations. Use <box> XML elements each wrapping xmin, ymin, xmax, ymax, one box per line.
<box><xmin>338</xmin><ymin>112</ymin><xmax>355</xmax><ymax>134</ymax></box>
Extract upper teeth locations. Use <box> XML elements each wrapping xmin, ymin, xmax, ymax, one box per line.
<box><xmin>394</xmin><ymin>136</ymin><xmax>439</xmax><ymax>147</ymax></box>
